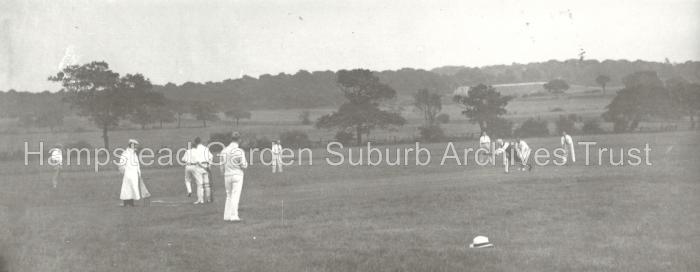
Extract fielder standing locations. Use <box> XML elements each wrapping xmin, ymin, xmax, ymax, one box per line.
<box><xmin>192</xmin><ymin>137</ymin><xmax>213</xmax><ymax>204</ymax></box>
<box><xmin>271</xmin><ymin>140</ymin><xmax>283</xmax><ymax>173</ymax></box>
<box><xmin>220</xmin><ymin>132</ymin><xmax>248</xmax><ymax>222</ymax></box>
<box><xmin>48</xmin><ymin>144</ymin><xmax>63</xmax><ymax>188</ymax></box>
<box><xmin>479</xmin><ymin>131</ymin><xmax>492</xmax><ymax>164</ymax></box>
<box><xmin>181</xmin><ymin>142</ymin><xmax>196</xmax><ymax>197</ymax></box>
<box><xmin>561</xmin><ymin>131</ymin><xmax>576</xmax><ymax>164</ymax></box>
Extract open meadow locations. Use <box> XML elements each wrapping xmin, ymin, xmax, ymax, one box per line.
<box><xmin>1</xmin><ymin>131</ymin><xmax>699</xmax><ymax>271</ymax></box>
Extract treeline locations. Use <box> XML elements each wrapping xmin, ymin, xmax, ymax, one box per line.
<box><xmin>154</xmin><ymin>59</ymin><xmax>699</xmax><ymax>109</ymax></box>
<box><xmin>2</xmin><ymin>59</ymin><xmax>699</xmax><ymax>115</ymax></box>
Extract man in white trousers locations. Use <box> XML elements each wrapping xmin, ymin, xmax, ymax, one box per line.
<box><xmin>516</xmin><ymin>138</ymin><xmax>532</xmax><ymax>171</ymax></box>
<box><xmin>271</xmin><ymin>140</ymin><xmax>283</xmax><ymax>173</ymax></box>
<box><xmin>191</xmin><ymin>137</ymin><xmax>213</xmax><ymax>204</ymax></box>
<box><xmin>220</xmin><ymin>132</ymin><xmax>248</xmax><ymax>222</ymax></box>
<box><xmin>561</xmin><ymin>131</ymin><xmax>576</xmax><ymax>164</ymax></box>
<box><xmin>180</xmin><ymin>142</ymin><xmax>196</xmax><ymax>197</ymax></box>
<box><xmin>48</xmin><ymin>144</ymin><xmax>63</xmax><ymax>188</ymax></box>
<box><xmin>478</xmin><ymin>131</ymin><xmax>492</xmax><ymax>164</ymax></box>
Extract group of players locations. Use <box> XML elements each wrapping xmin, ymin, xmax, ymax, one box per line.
<box><xmin>478</xmin><ymin>130</ymin><xmax>576</xmax><ymax>173</ymax></box>
<box><xmin>45</xmin><ymin>130</ymin><xmax>575</xmax><ymax>222</ymax></box>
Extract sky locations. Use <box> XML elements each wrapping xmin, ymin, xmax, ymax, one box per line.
<box><xmin>0</xmin><ymin>0</ymin><xmax>699</xmax><ymax>91</ymax></box>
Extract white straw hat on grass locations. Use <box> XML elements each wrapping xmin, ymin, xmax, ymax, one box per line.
<box><xmin>469</xmin><ymin>236</ymin><xmax>494</xmax><ymax>248</ymax></box>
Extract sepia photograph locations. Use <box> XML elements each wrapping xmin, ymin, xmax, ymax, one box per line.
<box><xmin>1</xmin><ymin>0</ymin><xmax>699</xmax><ymax>271</ymax></box>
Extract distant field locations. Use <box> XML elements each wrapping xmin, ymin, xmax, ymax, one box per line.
<box><xmin>0</xmin><ymin>88</ymin><xmax>681</xmax><ymax>155</ymax></box>
<box><xmin>1</xmin><ymin>131</ymin><xmax>699</xmax><ymax>271</ymax></box>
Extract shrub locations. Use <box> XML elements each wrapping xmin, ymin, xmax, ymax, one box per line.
<box><xmin>514</xmin><ymin>118</ymin><xmax>549</xmax><ymax>138</ymax></box>
<box><xmin>334</xmin><ymin>130</ymin><xmax>355</xmax><ymax>146</ymax></box>
<box><xmin>550</xmin><ymin>107</ymin><xmax>564</xmax><ymax>112</ymax></box>
<box><xmin>487</xmin><ymin>117</ymin><xmax>513</xmax><ymax>139</ymax></box>
<box><xmin>436</xmin><ymin>113</ymin><xmax>450</xmax><ymax>124</ymax></box>
<box><xmin>582</xmin><ymin>119</ymin><xmax>606</xmax><ymax>134</ymax></box>
<box><xmin>244</xmin><ymin>134</ymin><xmax>271</xmax><ymax>150</ymax></box>
<box><xmin>280</xmin><ymin>130</ymin><xmax>311</xmax><ymax>149</ymax></box>
<box><xmin>418</xmin><ymin>125</ymin><xmax>445</xmax><ymax>142</ymax></box>
<box><xmin>555</xmin><ymin>115</ymin><xmax>576</xmax><ymax>134</ymax></box>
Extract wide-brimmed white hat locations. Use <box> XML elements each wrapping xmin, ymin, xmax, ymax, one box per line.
<box><xmin>469</xmin><ymin>236</ymin><xmax>493</xmax><ymax>248</ymax></box>
<box><xmin>128</xmin><ymin>139</ymin><xmax>139</xmax><ymax>145</ymax></box>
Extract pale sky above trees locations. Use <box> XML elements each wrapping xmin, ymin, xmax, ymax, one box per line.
<box><xmin>1</xmin><ymin>0</ymin><xmax>698</xmax><ymax>91</ymax></box>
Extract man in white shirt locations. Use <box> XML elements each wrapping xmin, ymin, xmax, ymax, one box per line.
<box><xmin>48</xmin><ymin>144</ymin><xmax>63</xmax><ymax>188</ymax></box>
<box><xmin>478</xmin><ymin>131</ymin><xmax>492</xmax><ymax>164</ymax></box>
<box><xmin>191</xmin><ymin>137</ymin><xmax>213</xmax><ymax>204</ymax></box>
<box><xmin>516</xmin><ymin>138</ymin><xmax>532</xmax><ymax>171</ymax></box>
<box><xmin>560</xmin><ymin>131</ymin><xmax>576</xmax><ymax>164</ymax></box>
<box><xmin>180</xmin><ymin>142</ymin><xmax>196</xmax><ymax>197</ymax></box>
<box><xmin>220</xmin><ymin>132</ymin><xmax>248</xmax><ymax>222</ymax></box>
<box><xmin>271</xmin><ymin>140</ymin><xmax>283</xmax><ymax>173</ymax></box>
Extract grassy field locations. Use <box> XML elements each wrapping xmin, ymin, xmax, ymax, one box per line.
<box><xmin>1</xmin><ymin>131</ymin><xmax>699</xmax><ymax>271</ymax></box>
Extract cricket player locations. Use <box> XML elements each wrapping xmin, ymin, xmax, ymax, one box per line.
<box><xmin>561</xmin><ymin>131</ymin><xmax>576</xmax><ymax>164</ymax></box>
<box><xmin>220</xmin><ymin>132</ymin><xmax>248</xmax><ymax>222</ymax></box>
<box><xmin>192</xmin><ymin>137</ymin><xmax>213</xmax><ymax>204</ymax></box>
<box><xmin>478</xmin><ymin>131</ymin><xmax>492</xmax><ymax>164</ymax></box>
<box><xmin>119</xmin><ymin>139</ymin><xmax>145</xmax><ymax>207</ymax></box>
<box><xmin>516</xmin><ymin>138</ymin><xmax>532</xmax><ymax>171</ymax></box>
<box><xmin>271</xmin><ymin>140</ymin><xmax>283</xmax><ymax>173</ymax></box>
<box><xmin>48</xmin><ymin>144</ymin><xmax>63</xmax><ymax>188</ymax></box>
<box><xmin>180</xmin><ymin>142</ymin><xmax>196</xmax><ymax>197</ymax></box>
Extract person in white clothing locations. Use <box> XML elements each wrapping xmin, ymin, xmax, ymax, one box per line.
<box><xmin>515</xmin><ymin>138</ymin><xmax>532</xmax><ymax>171</ymax></box>
<box><xmin>478</xmin><ymin>131</ymin><xmax>492</xmax><ymax>164</ymax></box>
<box><xmin>220</xmin><ymin>132</ymin><xmax>248</xmax><ymax>222</ymax></box>
<box><xmin>118</xmin><ymin>139</ymin><xmax>150</xmax><ymax>207</ymax></box>
<box><xmin>271</xmin><ymin>140</ymin><xmax>283</xmax><ymax>173</ymax></box>
<box><xmin>48</xmin><ymin>144</ymin><xmax>63</xmax><ymax>188</ymax></box>
<box><xmin>561</xmin><ymin>131</ymin><xmax>576</xmax><ymax>164</ymax></box>
<box><xmin>191</xmin><ymin>137</ymin><xmax>213</xmax><ymax>204</ymax></box>
<box><xmin>180</xmin><ymin>143</ymin><xmax>196</xmax><ymax>197</ymax></box>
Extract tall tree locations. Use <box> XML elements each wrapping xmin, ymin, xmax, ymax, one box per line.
<box><xmin>595</xmin><ymin>75</ymin><xmax>611</xmax><ymax>94</ymax></box>
<box><xmin>603</xmin><ymin>71</ymin><xmax>676</xmax><ymax>132</ymax></box>
<box><xmin>667</xmin><ymin>78</ymin><xmax>700</xmax><ymax>129</ymax></box>
<box><xmin>191</xmin><ymin>101</ymin><xmax>219</xmax><ymax>128</ymax></box>
<box><xmin>225</xmin><ymin>108</ymin><xmax>252</xmax><ymax>127</ymax></box>
<box><xmin>543</xmin><ymin>79</ymin><xmax>570</xmax><ymax>93</ymax></box>
<box><xmin>413</xmin><ymin>88</ymin><xmax>442</xmax><ymax>126</ymax></box>
<box><xmin>316</xmin><ymin>69</ymin><xmax>405</xmax><ymax>145</ymax></box>
<box><xmin>49</xmin><ymin>61</ymin><xmax>157</xmax><ymax>149</ymax></box>
<box><xmin>453</xmin><ymin>84</ymin><xmax>512</xmax><ymax>133</ymax></box>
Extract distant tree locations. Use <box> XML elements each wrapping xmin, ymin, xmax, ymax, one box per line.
<box><xmin>152</xmin><ymin>104</ymin><xmax>176</xmax><ymax>129</ymax></box>
<box><xmin>603</xmin><ymin>71</ymin><xmax>676</xmax><ymax>132</ymax></box>
<box><xmin>453</xmin><ymin>84</ymin><xmax>512</xmax><ymax>133</ymax></box>
<box><xmin>128</xmin><ymin>91</ymin><xmax>166</xmax><ymax>129</ymax></box>
<box><xmin>316</xmin><ymin>69</ymin><xmax>405</xmax><ymax>145</ymax></box>
<box><xmin>49</xmin><ymin>61</ymin><xmax>157</xmax><ymax>149</ymax></box>
<box><xmin>543</xmin><ymin>79</ymin><xmax>570</xmax><ymax>93</ymax></box>
<box><xmin>595</xmin><ymin>75</ymin><xmax>611</xmax><ymax>94</ymax></box>
<box><xmin>35</xmin><ymin>108</ymin><xmax>65</xmax><ymax>132</ymax></box>
<box><xmin>225</xmin><ymin>108</ymin><xmax>252</xmax><ymax>127</ymax></box>
<box><xmin>169</xmin><ymin>99</ymin><xmax>189</xmax><ymax>128</ymax></box>
<box><xmin>436</xmin><ymin>113</ymin><xmax>450</xmax><ymax>124</ymax></box>
<box><xmin>555</xmin><ymin>114</ymin><xmax>576</xmax><ymax>134</ymax></box>
<box><xmin>299</xmin><ymin>110</ymin><xmax>312</xmax><ymax>125</ymax></box>
<box><xmin>514</xmin><ymin>118</ymin><xmax>549</xmax><ymax>137</ymax></box>
<box><xmin>413</xmin><ymin>88</ymin><xmax>442</xmax><ymax>126</ymax></box>
<box><xmin>667</xmin><ymin>78</ymin><xmax>700</xmax><ymax>129</ymax></box>
<box><xmin>191</xmin><ymin>101</ymin><xmax>219</xmax><ymax>128</ymax></box>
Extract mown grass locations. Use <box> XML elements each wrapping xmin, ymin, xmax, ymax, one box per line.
<box><xmin>1</xmin><ymin>131</ymin><xmax>699</xmax><ymax>271</ymax></box>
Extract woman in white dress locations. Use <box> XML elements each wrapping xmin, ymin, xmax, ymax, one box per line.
<box><xmin>118</xmin><ymin>139</ymin><xmax>150</xmax><ymax>207</ymax></box>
